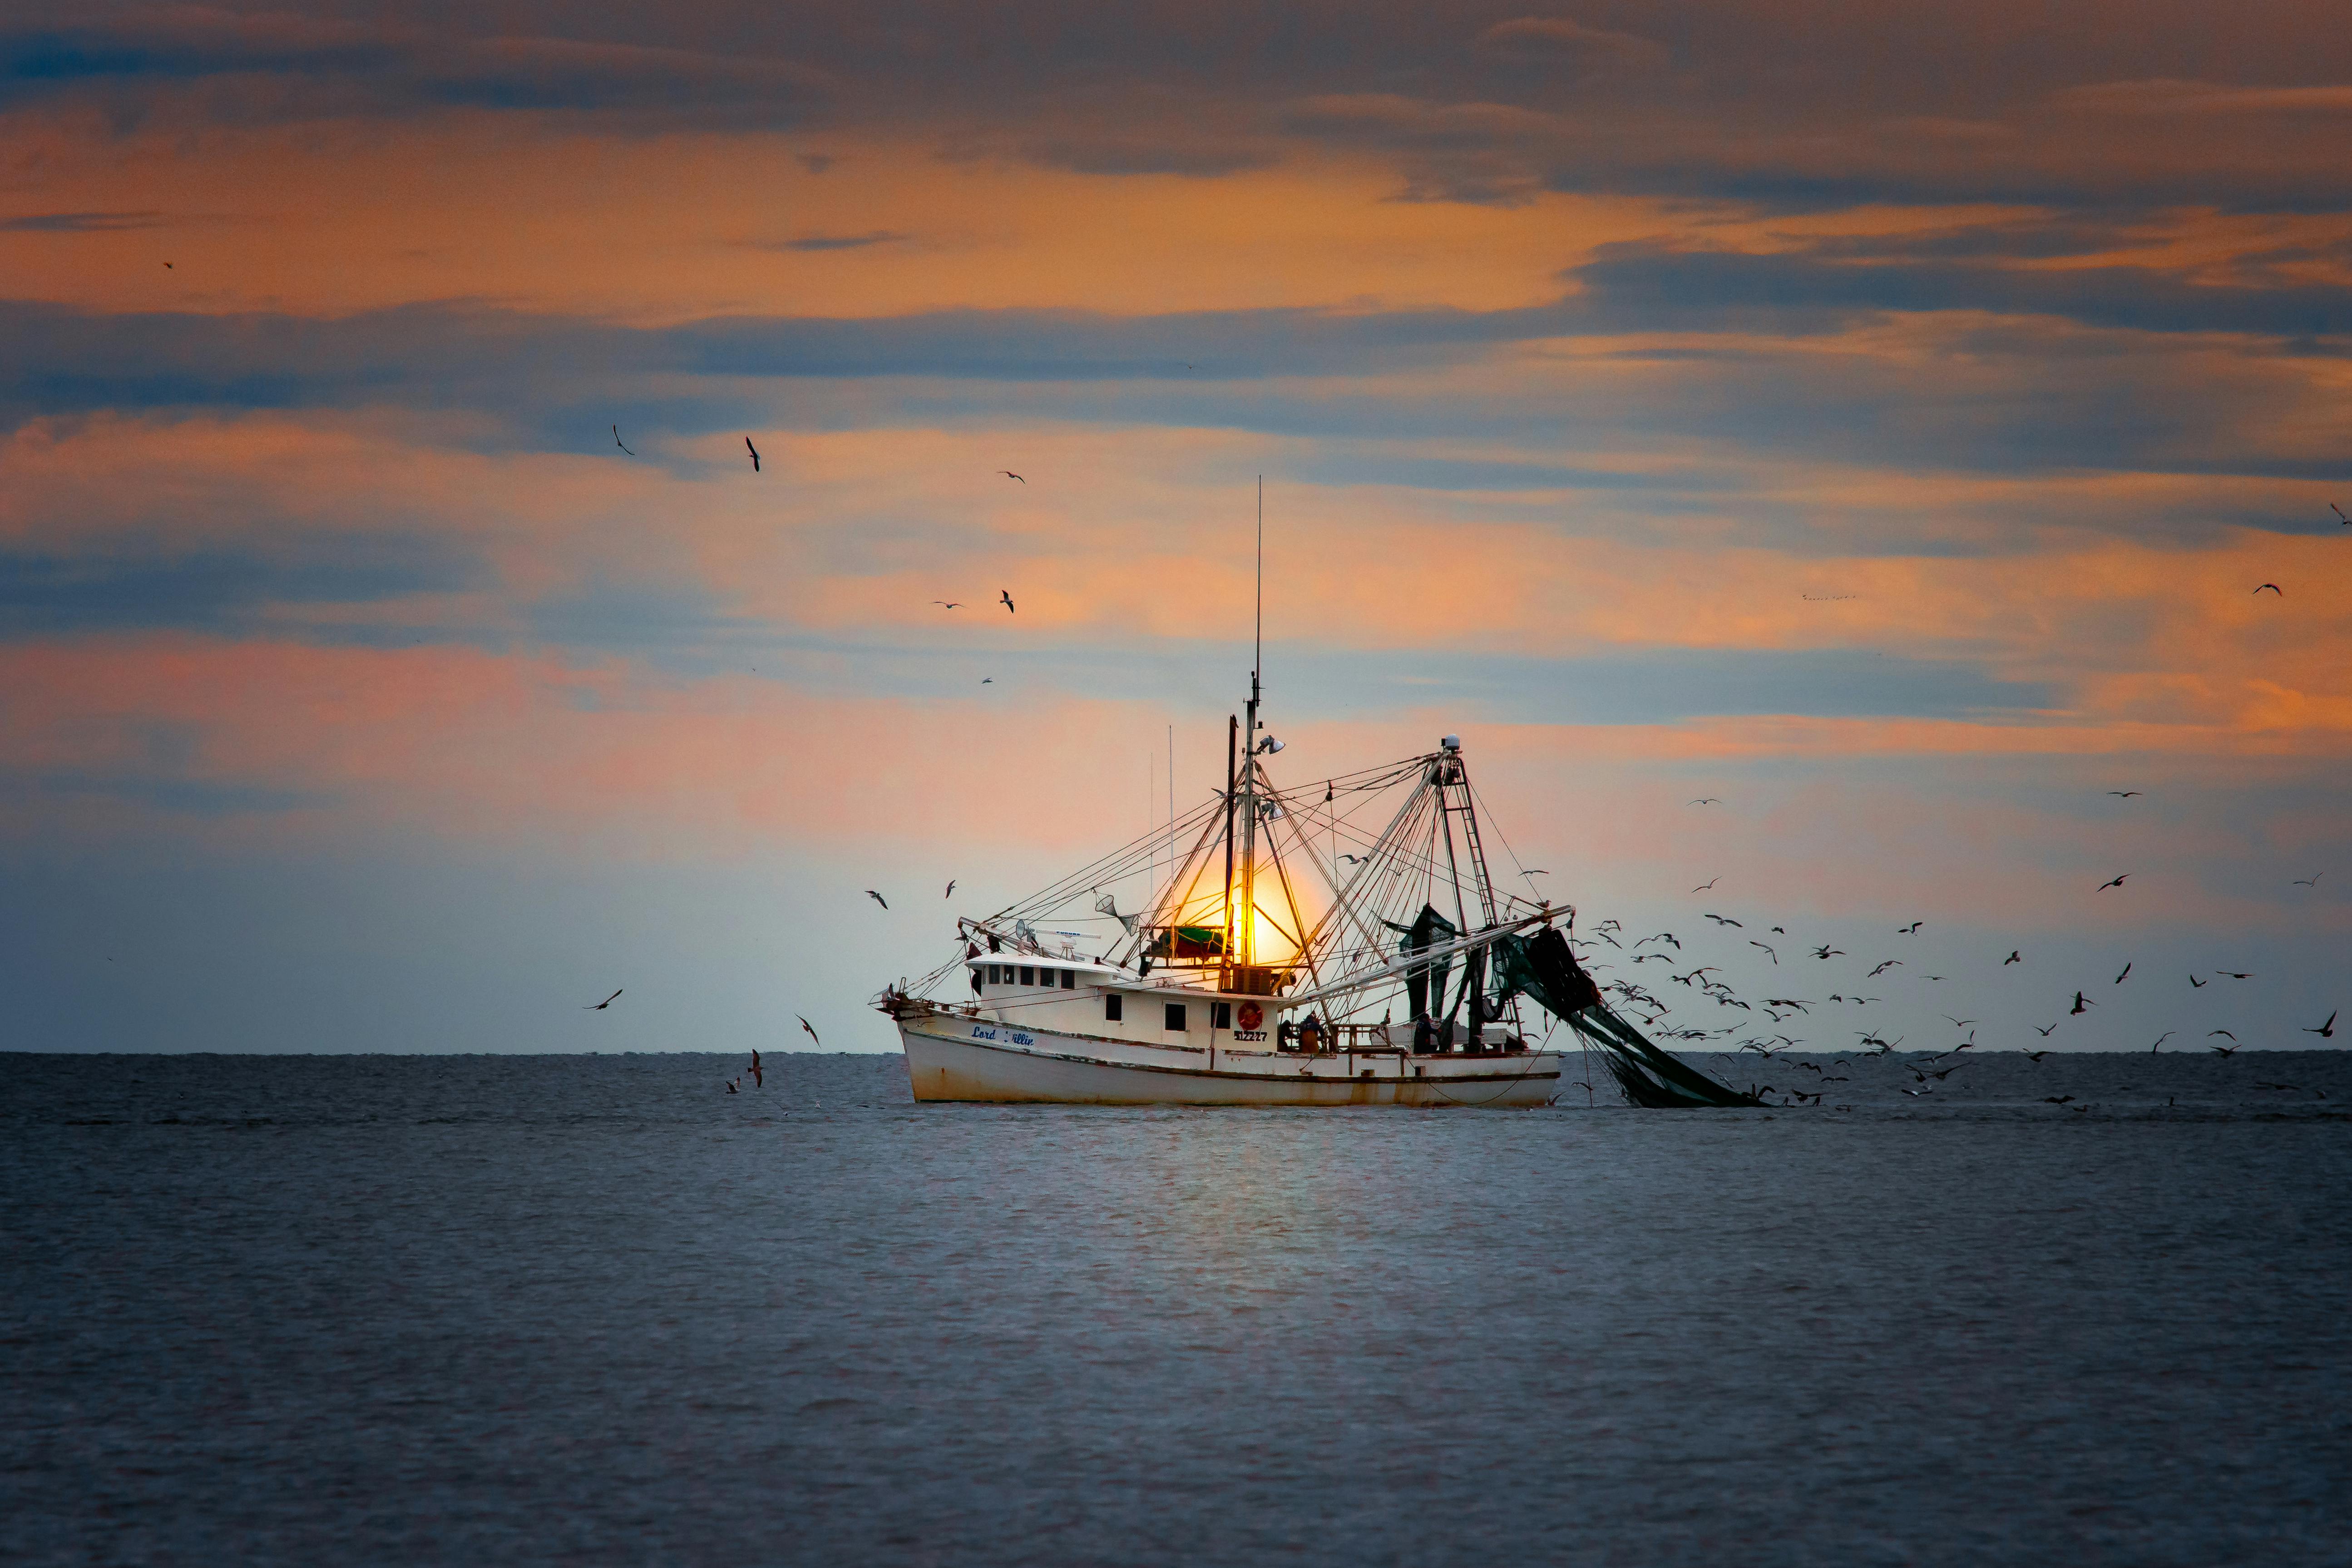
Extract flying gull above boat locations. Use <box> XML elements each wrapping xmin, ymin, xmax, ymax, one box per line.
<box><xmin>998</xmin><ymin>470</ymin><xmax>1025</xmax><ymax>483</ymax></box>
<box><xmin>867</xmin><ymin>890</ymin><xmax>889</xmax><ymax>909</ymax></box>
<box><xmin>2306</xmin><ymin>1010</ymin><xmax>2338</xmax><ymax>1039</ymax></box>
<box><xmin>612</xmin><ymin>425</ymin><xmax>634</xmax><ymax>456</ymax></box>
<box><xmin>746</xmin><ymin>437</ymin><xmax>761</xmax><ymax>472</ymax></box>
<box><xmin>2108</xmin><ymin>790</ymin><xmax>2141</xmax><ymax>798</ymax></box>
<box><xmin>1692</xmin><ymin>877</ymin><xmax>1720</xmax><ymax>891</ymax></box>
<box><xmin>2097</xmin><ymin>874</ymin><xmax>2130</xmax><ymax>890</ymax></box>
<box><xmin>799</xmin><ymin>1014</ymin><xmax>820</xmax><ymax>1046</ymax></box>
<box><xmin>2254</xmin><ymin>583</ymin><xmax>2282</xmax><ymax>595</ymax></box>
<box><xmin>1000</xmin><ymin>590</ymin><xmax>1015</xmax><ymax>613</ymax></box>
<box><xmin>584</xmin><ymin>989</ymin><xmax>622</xmax><ymax>1010</ymax></box>
<box><xmin>2004</xmin><ymin>950</ymin><xmax>2022</xmax><ymax>965</ymax></box>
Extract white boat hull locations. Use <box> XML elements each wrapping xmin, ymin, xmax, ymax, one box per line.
<box><xmin>898</xmin><ymin>1013</ymin><xmax>1561</xmax><ymax>1108</ymax></box>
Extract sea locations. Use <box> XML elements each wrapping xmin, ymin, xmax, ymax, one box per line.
<box><xmin>5</xmin><ymin>1049</ymin><xmax>2348</xmax><ymax>1567</ymax></box>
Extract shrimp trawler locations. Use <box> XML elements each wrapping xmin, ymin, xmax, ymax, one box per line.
<box><xmin>876</xmin><ymin>687</ymin><xmax>1758</xmax><ymax>1109</ymax></box>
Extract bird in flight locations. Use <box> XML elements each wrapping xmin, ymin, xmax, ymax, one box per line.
<box><xmin>1942</xmin><ymin>1014</ymin><xmax>1977</xmax><ymax>1028</ymax></box>
<box><xmin>2097</xmin><ymin>874</ymin><xmax>2130</xmax><ymax>891</ymax></box>
<box><xmin>2043</xmin><ymin>1095</ymin><xmax>2075</xmax><ymax>1105</ymax></box>
<box><xmin>999</xmin><ymin>470</ymin><xmax>1025</xmax><ymax>483</ymax></box>
<box><xmin>934</xmin><ymin>601</ymin><xmax>964</xmax><ymax>609</ymax></box>
<box><xmin>163</xmin><ymin>260</ymin><xmax>173</xmax><ymax>269</ymax></box>
<box><xmin>2107</xmin><ymin>790</ymin><xmax>2141</xmax><ymax>798</ymax></box>
<box><xmin>2217</xmin><ymin>970</ymin><xmax>2253</xmax><ymax>980</ymax></box>
<box><xmin>1692</xmin><ymin>877</ymin><xmax>1720</xmax><ymax>891</ymax></box>
<box><xmin>2333</xmin><ymin>502</ymin><xmax>2348</xmax><ymax>524</ymax></box>
<box><xmin>1897</xmin><ymin>921</ymin><xmax>1923</xmax><ymax>935</ymax></box>
<box><xmin>1749</xmin><ymin>940</ymin><xmax>1778</xmax><ymax>964</ymax></box>
<box><xmin>1000</xmin><ymin>590</ymin><xmax>1016</xmax><ymax>613</ymax></box>
<box><xmin>2189</xmin><ymin>974</ymin><xmax>2208</xmax><ymax>988</ymax></box>
<box><xmin>1689</xmin><ymin>797</ymin><xmax>1721</xmax><ymax>806</ymax></box>
<box><xmin>2149</xmin><ymin>1032</ymin><xmax>2174</xmax><ymax>1053</ymax></box>
<box><xmin>2004</xmin><ymin>950</ymin><xmax>2022</xmax><ymax>965</ymax></box>
<box><xmin>613</xmin><ymin>425</ymin><xmax>634</xmax><ymax>456</ymax></box>
<box><xmin>2115</xmin><ymin>961</ymin><xmax>2132</xmax><ymax>984</ymax></box>
<box><xmin>2070</xmin><ymin>991</ymin><xmax>2091</xmax><ymax>1014</ymax></box>
<box><xmin>584</xmin><ymin>989</ymin><xmax>622</xmax><ymax>1010</ymax></box>
<box><xmin>1704</xmin><ymin>913</ymin><xmax>1742</xmax><ymax>927</ymax></box>
<box><xmin>1339</xmin><ymin>852</ymin><xmax>1367</xmax><ymax>865</ymax></box>
<box><xmin>866</xmin><ymin>890</ymin><xmax>889</xmax><ymax>909</ymax></box>
<box><xmin>1867</xmin><ymin>960</ymin><xmax>1902</xmax><ymax>977</ymax></box>
<box><xmin>2253</xmin><ymin>583</ymin><xmax>2282</xmax><ymax>596</ymax></box>
<box><xmin>2035</xmin><ymin>1023</ymin><xmax>2058</xmax><ymax>1036</ymax></box>
<box><xmin>798</xmin><ymin>1014</ymin><xmax>820</xmax><ymax>1046</ymax></box>
<box><xmin>749</xmin><ymin>1049</ymin><xmax>763</xmax><ymax>1088</ymax></box>
<box><xmin>2209</xmin><ymin>1029</ymin><xmax>2236</xmax><ymax>1041</ymax></box>
<box><xmin>944</xmin><ymin>880</ymin><xmax>956</xmax><ymax>898</ymax></box>
<box><xmin>1813</xmin><ymin>945</ymin><xmax>1844</xmax><ymax>959</ymax></box>
<box><xmin>2210</xmin><ymin>1041</ymin><xmax>2238</xmax><ymax>1057</ymax></box>
<box><xmin>2025</xmin><ymin>1048</ymin><xmax>2052</xmax><ymax>1061</ymax></box>
<box><xmin>2307</xmin><ymin>1010</ymin><xmax>2339</xmax><ymax>1039</ymax></box>
<box><xmin>2293</xmin><ymin>872</ymin><xmax>2323</xmax><ymax>887</ymax></box>
<box><xmin>746</xmin><ymin>438</ymin><xmax>761</xmax><ymax>473</ymax></box>
<box><xmin>981</xmin><ymin>677</ymin><xmax>993</xmax><ymax>683</ymax></box>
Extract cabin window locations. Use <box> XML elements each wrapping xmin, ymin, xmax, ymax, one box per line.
<box><xmin>1164</xmin><ymin>1003</ymin><xmax>1187</xmax><ymax>1032</ymax></box>
<box><xmin>1059</xmin><ymin>969</ymin><xmax>1075</xmax><ymax>989</ymax></box>
<box><xmin>1019</xmin><ymin>965</ymin><xmax>1034</xmax><ymax>986</ymax></box>
<box><xmin>991</xmin><ymin>964</ymin><xmax>1006</xmax><ymax>984</ymax></box>
<box><xmin>1211</xmin><ymin>1001</ymin><xmax>1232</xmax><ymax>1030</ymax></box>
<box><xmin>1105</xmin><ymin>993</ymin><xmax>1123</xmax><ymax>1022</ymax></box>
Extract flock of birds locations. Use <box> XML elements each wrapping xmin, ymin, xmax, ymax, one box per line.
<box><xmin>1568</xmin><ymin>766</ymin><xmax>2342</xmax><ymax>1106</ymax></box>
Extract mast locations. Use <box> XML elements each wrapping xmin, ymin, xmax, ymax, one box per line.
<box><xmin>1222</xmin><ymin>713</ymin><xmax>1238</xmax><ymax>986</ymax></box>
<box><xmin>1239</xmin><ymin>475</ymin><xmax>1263</xmax><ymax>970</ymax></box>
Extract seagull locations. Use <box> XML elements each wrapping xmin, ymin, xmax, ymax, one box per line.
<box><xmin>944</xmin><ymin>880</ymin><xmax>956</xmax><ymax>898</ymax></box>
<box><xmin>2115</xmin><ymin>961</ymin><xmax>2132</xmax><ymax>984</ymax></box>
<box><xmin>1771</xmin><ymin>926</ymin><xmax>1785</xmax><ymax>934</ymax></box>
<box><xmin>2108</xmin><ymin>790</ymin><xmax>2141</xmax><ymax>798</ymax></box>
<box><xmin>726</xmin><ymin>1078</ymin><xmax>738</xmax><ymax>1093</ymax></box>
<box><xmin>1813</xmin><ymin>945</ymin><xmax>1845</xmax><ymax>959</ymax></box>
<box><xmin>2070</xmin><ymin>991</ymin><xmax>2091</xmax><ymax>1014</ymax></box>
<box><xmin>750</xmin><ymin>1049</ymin><xmax>763</xmax><ymax>1088</ymax></box>
<box><xmin>1942</xmin><ymin>1015</ymin><xmax>1976</xmax><ymax>1028</ymax></box>
<box><xmin>1867</xmin><ymin>959</ymin><xmax>1902</xmax><ymax>976</ymax></box>
<box><xmin>1749</xmin><ymin>940</ymin><xmax>1778</xmax><ymax>964</ymax></box>
<box><xmin>2004</xmin><ymin>950</ymin><xmax>2022</xmax><ymax>965</ymax></box>
<box><xmin>1692</xmin><ymin>877</ymin><xmax>1720</xmax><ymax>891</ymax></box>
<box><xmin>798</xmin><ymin>1014</ymin><xmax>820</xmax><ymax>1045</ymax></box>
<box><xmin>934</xmin><ymin>600</ymin><xmax>964</xmax><ymax>609</ymax></box>
<box><xmin>981</xmin><ymin>677</ymin><xmax>993</xmax><ymax>683</ymax></box>
<box><xmin>1339</xmin><ymin>853</ymin><xmax>1368</xmax><ymax>865</ymax></box>
<box><xmin>1897</xmin><ymin>921</ymin><xmax>1923</xmax><ymax>934</ymax></box>
<box><xmin>2293</xmin><ymin>872</ymin><xmax>2323</xmax><ymax>886</ymax></box>
<box><xmin>2306</xmin><ymin>1010</ymin><xmax>2339</xmax><ymax>1039</ymax></box>
<box><xmin>2210</xmin><ymin>1041</ymin><xmax>2239</xmax><ymax>1057</ymax></box>
<box><xmin>2150</xmin><ymin>1031</ymin><xmax>2174</xmax><ymax>1053</ymax></box>
<box><xmin>866</xmin><ymin>890</ymin><xmax>889</xmax><ymax>909</ymax></box>
<box><xmin>1690</xmin><ymin>798</ymin><xmax>1721</xmax><ymax>806</ymax></box>
<box><xmin>2333</xmin><ymin>502</ymin><xmax>2348</xmax><ymax>524</ymax></box>
<box><xmin>2254</xmin><ymin>583</ymin><xmax>2282</xmax><ymax>595</ymax></box>
<box><xmin>1000</xmin><ymin>590</ymin><xmax>1015</xmax><ymax>613</ymax></box>
<box><xmin>2189</xmin><ymin>974</ymin><xmax>2208</xmax><ymax>988</ymax></box>
<box><xmin>2097</xmin><ymin>874</ymin><xmax>2130</xmax><ymax>890</ymax></box>
<box><xmin>1704</xmin><ymin>914</ymin><xmax>1742</xmax><ymax>927</ymax></box>
<box><xmin>999</xmin><ymin>471</ymin><xmax>1025</xmax><ymax>483</ymax></box>
<box><xmin>584</xmin><ymin>989</ymin><xmax>623</xmax><ymax>1010</ymax></box>
<box><xmin>2209</xmin><ymin>1029</ymin><xmax>2237</xmax><ymax>1041</ymax></box>
<box><xmin>2217</xmin><ymin>970</ymin><xmax>2253</xmax><ymax>980</ymax></box>
<box><xmin>613</xmin><ymin>425</ymin><xmax>634</xmax><ymax>456</ymax></box>
<box><xmin>746</xmin><ymin>437</ymin><xmax>761</xmax><ymax>472</ymax></box>
<box><xmin>2025</xmin><ymin>1049</ymin><xmax>2052</xmax><ymax>1061</ymax></box>
<box><xmin>2043</xmin><ymin>1095</ymin><xmax>2075</xmax><ymax>1105</ymax></box>
<box><xmin>2035</xmin><ymin>1023</ymin><xmax>2058</xmax><ymax>1036</ymax></box>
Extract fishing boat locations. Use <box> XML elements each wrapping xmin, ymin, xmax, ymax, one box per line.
<box><xmin>877</xmin><ymin>490</ymin><xmax>1757</xmax><ymax>1109</ymax></box>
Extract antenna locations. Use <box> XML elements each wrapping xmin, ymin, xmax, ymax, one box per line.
<box><xmin>1254</xmin><ymin>474</ymin><xmax>1263</xmax><ymax>702</ymax></box>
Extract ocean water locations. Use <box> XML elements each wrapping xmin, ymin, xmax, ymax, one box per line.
<box><xmin>5</xmin><ymin>1050</ymin><xmax>2349</xmax><ymax>1566</ymax></box>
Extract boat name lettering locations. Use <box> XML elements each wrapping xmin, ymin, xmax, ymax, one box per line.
<box><xmin>972</xmin><ymin>1025</ymin><xmax>997</xmax><ymax>1040</ymax></box>
<box><xmin>1230</xmin><ymin>1029</ymin><xmax>1267</xmax><ymax>1043</ymax></box>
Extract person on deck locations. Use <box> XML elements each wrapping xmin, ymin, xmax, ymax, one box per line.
<box><xmin>1299</xmin><ymin>1013</ymin><xmax>1323</xmax><ymax>1054</ymax></box>
<box><xmin>1413</xmin><ymin>1014</ymin><xmax>1435</xmax><ymax>1054</ymax></box>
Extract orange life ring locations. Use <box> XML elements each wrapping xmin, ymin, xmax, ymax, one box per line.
<box><xmin>1236</xmin><ymin>1001</ymin><xmax>1264</xmax><ymax>1031</ymax></box>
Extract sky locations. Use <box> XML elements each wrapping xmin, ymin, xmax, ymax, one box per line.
<box><xmin>3</xmin><ymin>1</ymin><xmax>2347</xmax><ymax>1058</ymax></box>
